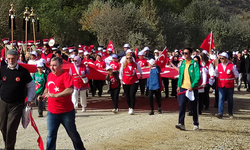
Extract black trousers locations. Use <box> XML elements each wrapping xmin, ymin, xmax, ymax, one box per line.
<box><xmin>149</xmin><ymin>89</ymin><xmax>161</xmax><ymax>111</ymax></box>
<box><xmin>162</xmin><ymin>78</ymin><xmax>169</xmax><ymax>98</ymax></box>
<box><xmin>198</xmin><ymin>92</ymin><xmax>204</xmax><ymax>114</ymax></box>
<box><xmin>0</xmin><ymin>99</ymin><xmax>24</xmax><ymax>150</ymax></box>
<box><xmin>110</xmin><ymin>87</ymin><xmax>120</xmax><ymax>109</ymax></box>
<box><xmin>93</xmin><ymin>80</ymin><xmax>103</xmax><ymax>96</ymax></box>
<box><xmin>139</xmin><ymin>79</ymin><xmax>146</xmax><ymax>95</ymax></box>
<box><xmin>123</xmin><ymin>83</ymin><xmax>138</xmax><ymax>109</ymax></box>
<box><xmin>204</xmin><ymin>84</ymin><xmax>210</xmax><ymax>109</ymax></box>
<box><xmin>89</xmin><ymin>79</ymin><xmax>96</xmax><ymax>96</ymax></box>
<box><xmin>171</xmin><ymin>79</ymin><xmax>178</xmax><ymax>96</ymax></box>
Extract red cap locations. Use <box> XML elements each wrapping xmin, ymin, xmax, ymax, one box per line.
<box><xmin>9</xmin><ymin>40</ymin><xmax>16</xmax><ymax>45</ymax></box>
<box><xmin>43</xmin><ymin>39</ymin><xmax>48</xmax><ymax>44</ymax></box>
<box><xmin>28</xmin><ymin>40</ymin><xmax>34</xmax><ymax>46</ymax></box>
<box><xmin>68</xmin><ymin>47</ymin><xmax>75</xmax><ymax>52</ymax></box>
<box><xmin>17</xmin><ymin>41</ymin><xmax>23</xmax><ymax>46</ymax></box>
<box><xmin>36</xmin><ymin>40</ymin><xmax>40</xmax><ymax>45</ymax></box>
<box><xmin>37</xmin><ymin>47</ymin><xmax>42</xmax><ymax>51</ymax></box>
<box><xmin>2</xmin><ymin>38</ymin><xmax>9</xmax><ymax>44</ymax></box>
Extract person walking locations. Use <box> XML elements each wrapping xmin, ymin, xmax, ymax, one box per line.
<box><xmin>119</xmin><ymin>53</ymin><xmax>142</xmax><ymax>115</ymax></box>
<box><xmin>0</xmin><ymin>50</ymin><xmax>35</xmax><ymax>150</ymax></box>
<box><xmin>215</xmin><ymin>52</ymin><xmax>239</xmax><ymax>119</ymax></box>
<box><xmin>106</xmin><ymin>66</ymin><xmax>121</xmax><ymax>113</ymax></box>
<box><xmin>69</xmin><ymin>56</ymin><xmax>90</xmax><ymax>112</ymax></box>
<box><xmin>234</xmin><ymin>52</ymin><xmax>245</xmax><ymax>91</ymax></box>
<box><xmin>146</xmin><ymin>59</ymin><xmax>163</xmax><ymax>115</ymax></box>
<box><xmin>38</xmin><ymin>57</ymin><xmax>86</xmax><ymax>150</ymax></box>
<box><xmin>136</xmin><ymin>51</ymin><xmax>148</xmax><ymax>97</ymax></box>
<box><xmin>175</xmin><ymin>48</ymin><xmax>200</xmax><ymax>130</ymax></box>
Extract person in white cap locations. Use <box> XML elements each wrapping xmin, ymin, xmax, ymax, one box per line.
<box><xmin>146</xmin><ymin>59</ymin><xmax>163</xmax><ymax>115</ymax></box>
<box><xmin>215</xmin><ymin>52</ymin><xmax>239</xmax><ymax>119</ymax></box>
<box><xmin>104</xmin><ymin>48</ymin><xmax>113</xmax><ymax>66</ymax></box>
<box><xmin>28</xmin><ymin>51</ymin><xmax>38</xmax><ymax>65</ymax></box>
<box><xmin>32</xmin><ymin>61</ymin><xmax>47</xmax><ymax>117</ymax></box>
<box><xmin>93</xmin><ymin>53</ymin><xmax>106</xmax><ymax>97</ymax></box>
<box><xmin>109</xmin><ymin>54</ymin><xmax>120</xmax><ymax>72</ymax></box>
<box><xmin>61</xmin><ymin>46</ymin><xmax>69</xmax><ymax>61</ymax></box>
<box><xmin>106</xmin><ymin>66</ymin><xmax>121</xmax><ymax>113</ymax></box>
<box><xmin>120</xmin><ymin>49</ymin><xmax>135</xmax><ymax>64</ymax></box>
<box><xmin>117</xmin><ymin>43</ymin><xmax>130</xmax><ymax>58</ymax></box>
<box><xmin>136</xmin><ymin>51</ymin><xmax>148</xmax><ymax>97</ymax></box>
<box><xmin>69</xmin><ymin>56</ymin><xmax>90</xmax><ymax>112</ymax></box>
<box><xmin>154</xmin><ymin>49</ymin><xmax>159</xmax><ymax>60</ymax></box>
<box><xmin>143</xmin><ymin>47</ymin><xmax>154</xmax><ymax>60</ymax></box>
<box><xmin>119</xmin><ymin>53</ymin><xmax>143</xmax><ymax>115</ymax></box>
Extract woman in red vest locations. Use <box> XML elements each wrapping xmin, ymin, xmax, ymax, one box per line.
<box><xmin>215</xmin><ymin>52</ymin><xmax>239</xmax><ymax>119</ymax></box>
<box><xmin>136</xmin><ymin>51</ymin><xmax>148</xmax><ymax>97</ymax></box>
<box><xmin>119</xmin><ymin>53</ymin><xmax>143</xmax><ymax>115</ymax></box>
<box><xmin>41</xmin><ymin>44</ymin><xmax>54</xmax><ymax>64</ymax></box>
<box><xmin>69</xmin><ymin>56</ymin><xmax>90</xmax><ymax>112</ymax></box>
<box><xmin>109</xmin><ymin>54</ymin><xmax>120</xmax><ymax>72</ymax></box>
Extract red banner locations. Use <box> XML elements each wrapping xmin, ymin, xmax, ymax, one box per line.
<box><xmin>107</xmin><ymin>41</ymin><xmax>115</xmax><ymax>53</ymax></box>
<box><xmin>29</xmin><ymin>110</ymin><xmax>44</xmax><ymax>150</ymax></box>
<box><xmin>136</xmin><ymin>66</ymin><xmax>179</xmax><ymax>79</ymax></box>
<box><xmin>200</xmin><ymin>32</ymin><xmax>215</xmax><ymax>53</ymax></box>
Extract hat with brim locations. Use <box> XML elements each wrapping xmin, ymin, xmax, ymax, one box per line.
<box><xmin>219</xmin><ymin>52</ymin><xmax>228</xmax><ymax>58</ymax></box>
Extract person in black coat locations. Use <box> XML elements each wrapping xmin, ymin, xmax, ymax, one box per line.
<box><xmin>243</xmin><ymin>49</ymin><xmax>250</xmax><ymax>91</ymax></box>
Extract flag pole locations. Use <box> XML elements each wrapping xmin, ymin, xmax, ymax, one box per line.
<box><xmin>9</xmin><ymin>4</ymin><xmax>15</xmax><ymax>49</ymax></box>
<box><xmin>24</xmin><ymin>7</ymin><xmax>30</xmax><ymax>52</ymax></box>
<box><xmin>30</xmin><ymin>8</ymin><xmax>36</xmax><ymax>46</ymax></box>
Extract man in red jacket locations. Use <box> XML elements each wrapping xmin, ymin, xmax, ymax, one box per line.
<box><xmin>215</xmin><ymin>52</ymin><xmax>239</xmax><ymax>119</ymax></box>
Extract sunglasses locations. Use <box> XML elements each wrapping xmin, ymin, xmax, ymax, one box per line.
<box><xmin>183</xmin><ymin>52</ymin><xmax>189</xmax><ymax>55</ymax></box>
<box><xmin>73</xmin><ymin>60</ymin><xmax>77</xmax><ymax>62</ymax></box>
<box><xmin>220</xmin><ymin>58</ymin><xmax>225</xmax><ymax>60</ymax></box>
<box><xmin>126</xmin><ymin>57</ymin><xmax>132</xmax><ymax>60</ymax></box>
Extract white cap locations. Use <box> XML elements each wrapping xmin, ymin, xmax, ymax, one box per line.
<box><xmin>147</xmin><ymin>59</ymin><xmax>155</xmax><ymax>66</ymax></box>
<box><xmin>107</xmin><ymin>48</ymin><xmax>112</xmax><ymax>51</ymax></box>
<box><xmin>126</xmin><ymin>49</ymin><xmax>132</xmax><ymax>54</ymax></box>
<box><xmin>97</xmin><ymin>52</ymin><xmax>102</xmax><ymax>57</ymax></box>
<box><xmin>174</xmin><ymin>49</ymin><xmax>178</xmax><ymax>52</ymax></box>
<box><xmin>112</xmin><ymin>54</ymin><xmax>118</xmax><ymax>58</ymax></box>
<box><xmin>36</xmin><ymin>61</ymin><xmax>44</xmax><ymax>68</ymax></box>
<box><xmin>236</xmin><ymin>51</ymin><xmax>239</xmax><ymax>55</ymax></box>
<box><xmin>106</xmin><ymin>65</ymin><xmax>113</xmax><ymax>70</ymax></box>
<box><xmin>154</xmin><ymin>49</ymin><xmax>159</xmax><ymax>53</ymax></box>
<box><xmin>69</xmin><ymin>49</ymin><xmax>74</xmax><ymax>53</ymax></box>
<box><xmin>103</xmin><ymin>49</ymin><xmax>106</xmax><ymax>52</ymax></box>
<box><xmin>138</xmin><ymin>51</ymin><xmax>144</xmax><ymax>56</ymax></box>
<box><xmin>143</xmin><ymin>47</ymin><xmax>149</xmax><ymax>51</ymax></box>
<box><xmin>123</xmin><ymin>43</ymin><xmax>130</xmax><ymax>48</ymax></box>
<box><xmin>39</xmin><ymin>58</ymin><xmax>46</xmax><ymax>64</ymax></box>
<box><xmin>30</xmin><ymin>51</ymin><xmax>37</xmax><ymax>57</ymax></box>
<box><xmin>202</xmin><ymin>50</ymin><xmax>208</xmax><ymax>55</ymax></box>
<box><xmin>98</xmin><ymin>47</ymin><xmax>103</xmax><ymax>51</ymax></box>
<box><xmin>84</xmin><ymin>52</ymin><xmax>89</xmax><ymax>56</ymax></box>
<box><xmin>52</xmin><ymin>47</ymin><xmax>57</xmax><ymax>51</ymax></box>
<box><xmin>69</xmin><ymin>54</ymin><xmax>76</xmax><ymax>58</ymax></box>
<box><xmin>62</xmin><ymin>47</ymin><xmax>68</xmax><ymax>51</ymax></box>
<box><xmin>233</xmin><ymin>51</ymin><xmax>236</xmax><ymax>55</ymax></box>
<box><xmin>78</xmin><ymin>50</ymin><xmax>84</xmax><ymax>53</ymax></box>
<box><xmin>219</xmin><ymin>52</ymin><xmax>228</xmax><ymax>58</ymax></box>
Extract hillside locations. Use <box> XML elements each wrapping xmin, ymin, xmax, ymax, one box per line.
<box><xmin>215</xmin><ymin>0</ymin><xmax>250</xmax><ymax>16</ymax></box>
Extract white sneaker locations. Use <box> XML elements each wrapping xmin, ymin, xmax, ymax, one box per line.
<box><xmin>193</xmin><ymin>125</ymin><xmax>199</xmax><ymax>130</ymax></box>
<box><xmin>128</xmin><ymin>108</ymin><xmax>134</xmax><ymax>115</ymax></box>
<box><xmin>112</xmin><ymin>108</ymin><xmax>119</xmax><ymax>113</ymax></box>
<box><xmin>82</xmin><ymin>107</ymin><xmax>86</xmax><ymax>112</ymax></box>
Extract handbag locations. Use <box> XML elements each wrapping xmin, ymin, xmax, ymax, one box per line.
<box><xmin>74</xmin><ymin>64</ymin><xmax>88</xmax><ymax>84</ymax></box>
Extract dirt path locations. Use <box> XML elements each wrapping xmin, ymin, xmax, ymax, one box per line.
<box><xmin>1</xmin><ymin>89</ymin><xmax>250</xmax><ymax>150</ymax></box>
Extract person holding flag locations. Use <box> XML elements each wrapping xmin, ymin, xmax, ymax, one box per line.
<box><xmin>93</xmin><ymin>53</ymin><xmax>106</xmax><ymax>97</ymax></box>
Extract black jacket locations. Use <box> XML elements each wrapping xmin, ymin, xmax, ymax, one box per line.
<box><xmin>243</xmin><ymin>55</ymin><xmax>250</xmax><ymax>73</ymax></box>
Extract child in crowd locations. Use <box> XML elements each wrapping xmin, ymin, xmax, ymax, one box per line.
<box><xmin>146</xmin><ymin>59</ymin><xmax>163</xmax><ymax>115</ymax></box>
<box><xmin>33</xmin><ymin>61</ymin><xmax>47</xmax><ymax>117</ymax></box>
<box><xmin>106</xmin><ymin>66</ymin><xmax>121</xmax><ymax>113</ymax></box>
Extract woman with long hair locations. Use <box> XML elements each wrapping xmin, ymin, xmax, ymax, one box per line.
<box><xmin>119</xmin><ymin>53</ymin><xmax>142</xmax><ymax>115</ymax></box>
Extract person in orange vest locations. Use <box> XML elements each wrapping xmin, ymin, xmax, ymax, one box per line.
<box><xmin>215</xmin><ymin>52</ymin><xmax>239</xmax><ymax>119</ymax></box>
<box><xmin>69</xmin><ymin>56</ymin><xmax>90</xmax><ymax>112</ymax></box>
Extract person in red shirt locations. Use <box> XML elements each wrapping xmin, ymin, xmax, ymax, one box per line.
<box><xmin>38</xmin><ymin>57</ymin><xmax>85</xmax><ymax>150</ymax></box>
<box><xmin>136</xmin><ymin>51</ymin><xmax>148</xmax><ymax>97</ymax></box>
<box><xmin>41</xmin><ymin>44</ymin><xmax>55</xmax><ymax>65</ymax></box>
<box><xmin>119</xmin><ymin>53</ymin><xmax>143</xmax><ymax>115</ymax></box>
<box><xmin>106</xmin><ymin>66</ymin><xmax>121</xmax><ymax>113</ymax></box>
<box><xmin>69</xmin><ymin>56</ymin><xmax>90</xmax><ymax>112</ymax></box>
<box><xmin>93</xmin><ymin>53</ymin><xmax>106</xmax><ymax>97</ymax></box>
<box><xmin>109</xmin><ymin>54</ymin><xmax>120</xmax><ymax>72</ymax></box>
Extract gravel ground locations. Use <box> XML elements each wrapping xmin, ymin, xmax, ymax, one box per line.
<box><xmin>1</xmin><ymin>87</ymin><xmax>250</xmax><ymax>150</ymax></box>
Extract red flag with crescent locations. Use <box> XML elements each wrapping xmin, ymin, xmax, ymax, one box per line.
<box><xmin>134</xmin><ymin>47</ymin><xmax>138</xmax><ymax>58</ymax></box>
<box><xmin>155</xmin><ymin>48</ymin><xmax>167</xmax><ymax>71</ymax></box>
<box><xmin>107</xmin><ymin>41</ymin><xmax>114</xmax><ymax>53</ymax></box>
<box><xmin>200</xmin><ymin>32</ymin><xmax>215</xmax><ymax>53</ymax></box>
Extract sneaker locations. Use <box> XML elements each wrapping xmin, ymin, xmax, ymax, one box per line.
<box><xmin>187</xmin><ymin>111</ymin><xmax>193</xmax><ymax>116</ymax></box>
<box><xmin>112</xmin><ymin>108</ymin><xmax>119</xmax><ymax>113</ymax></box>
<box><xmin>193</xmin><ymin>125</ymin><xmax>199</xmax><ymax>130</ymax></box>
<box><xmin>82</xmin><ymin>107</ymin><xmax>86</xmax><ymax>112</ymax></box>
<box><xmin>212</xmin><ymin>91</ymin><xmax>215</xmax><ymax>95</ymax></box>
<box><xmin>38</xmin><ymin>114</ymin><xmax>43</xmax><ymax>117</ymax></box>
<box><xmin>149</xmin><ymin>111</ymin><xmax>154</xmax><ymax>115</ymax></box>
<box><xmin>216</xmin><ymin>113</ymin><xmax>223</xmax><ymax>119</ymax></box>
<box><xmin>128</xmin><ymin>108</ymin><xmax>134</xmax><ymax>115</ymax></box>
<box><xmin>158</xmin><ymin>108</ymin><xmax>162</xmax><ymax>114</ymax></box>
<box><xmin>229</xmin><ymin>115</ymin><xmax>234</xmax><ymax>119</ymax></box>
<box><xmin>175</xmin><ymin>124</ymin><xmax>186</xmax><ymax>130</ymax></box>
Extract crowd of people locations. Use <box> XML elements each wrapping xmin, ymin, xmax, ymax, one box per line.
<box><xmin>0</xmin><ymin>37</ymin><xmax>246</xmax><ymax>149</ymax></box>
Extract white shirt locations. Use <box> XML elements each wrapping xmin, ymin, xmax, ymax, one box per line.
<box><xmin>215</xmin><ymin>62</ymin><xmax>239</xmax><ymax>78</ymax></box>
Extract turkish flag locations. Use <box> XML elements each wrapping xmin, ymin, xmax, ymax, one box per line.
<box><xmin>134</xmin><ymin>47</ymin><xmax>138</xmax><ymax>58</ymax></box>
<box><xmin>82</xmin><ymin>45</ymin><xmax>91</xmax><ymax>52</ymax></box>
<box><xmin>200</xmin><ymin>32</ymin><xmax>215</xmax><ymax>53</ymax></box>
<box><xmin>19</xmin><ymin>63</ymin><xmax>37</xmax><ymax>73</ymax></box>
<box><xmin>155</xmin><ymin>48</ymin><xmax>167</xmax><ymax>71</ymax></box>
<box><xmin>107</xmin><ymin>41</ymin><xmax>115</xmax><ymax>53</ymax></box>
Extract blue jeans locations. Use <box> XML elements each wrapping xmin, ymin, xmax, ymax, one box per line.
<box><xmin>47</xmin><ymin>109</ymin><xmax>85</xmax><ymax>150</ymax></box>
<box><xmin>218</xmin><ymin>87</ymin><xmax>234</xmax><ymax>115</ymax></box>
<box><xmin>178</xmin><ymin>88</ymin><xmax>199</xmax><ymax>126</ymax></box>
